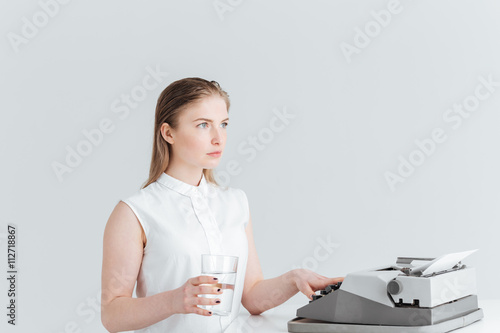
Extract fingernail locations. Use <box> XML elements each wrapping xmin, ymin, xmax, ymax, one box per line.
<box><xmin>208</xmin><ymin>311</ymin><xmax>212</xmax><ymax>315</ymax></box>
<box><xmin>217</xmin><ymin>288</ymin><xmax>221</xmax><ymax>292</ymax></box>
<box><xmin>213</xmin><ymin>278</ymin><xmax>218</xmax><ymax>280</ymax></box>
<box><xmin>216</xmin><ymin>300</ymin><xmax>221</xmax><ymax>303</ymax></box>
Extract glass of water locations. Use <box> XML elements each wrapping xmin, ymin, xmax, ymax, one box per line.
<box><xmin>199</xmin><ymin>254</ymin><xmax>238</xmax><ymax>316</ymax></box>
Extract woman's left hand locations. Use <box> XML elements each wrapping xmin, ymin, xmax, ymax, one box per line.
<box><xmin>291</xmin><ymin>268</ymin><xmax>344</xmax><ymax>300</ymax></box>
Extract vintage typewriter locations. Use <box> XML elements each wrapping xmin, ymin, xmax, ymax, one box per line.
<box><xmin>288</xmin><ymin>250</ymin><xmax>483</xmax><ymax>333</ymax></box>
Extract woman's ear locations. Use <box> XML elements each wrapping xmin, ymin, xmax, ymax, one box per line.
<box><xmin>161</xmin><ymin>123</ymin><xmax>175</xmax><ymax>144</ymax></box>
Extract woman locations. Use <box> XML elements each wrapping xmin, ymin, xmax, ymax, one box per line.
<box><xmin>101</xmin><ymin>78</ymin><xmax>343</xmax><ymax>332</ymax></box>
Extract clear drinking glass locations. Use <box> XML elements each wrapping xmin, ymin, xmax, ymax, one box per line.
<box><xmin>199</xmin><ymin>254</ymin><xmax>238</xmax><ymax>316</ymax></box>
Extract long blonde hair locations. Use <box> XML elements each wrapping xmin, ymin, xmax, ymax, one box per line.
<box><xmin>141</xmin><ymin>77</ymin><xmax>230</xmax><ymax>189</ymax></box>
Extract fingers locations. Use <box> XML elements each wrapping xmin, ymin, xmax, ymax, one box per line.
<box><xmin>195</xmin><ymin>285</ymin><xmax>222</xmax><ymax>295</ymax></box>
<box><xmin>188</xmin><ymin>276</ymin><xmax>222</xmax><ymax>296</ymax></box>
<box><xmin>303</xmin><ymin>270</ymin><xmax>337</xmax><ymax>282</ymax></box>
<box><xmin>313</xmin><ymin>272</ymin><xmax>329</xmax><ymax>279</ymax></box>
<box><xmin>180</xmin><ymin>275</ymin><xmax>224</xmax><ymax>317</ymax></box>
<box><xmin>189</xmin><ymin>275</ymin><xmax>219</xmax><ymax>286</ymax></box>
<box><xmin>313</xmin><ymin>277</ymin><xmax>344</xmax><ymax>291</ymax></box>
<box><xmin>303</xmin><ymin>291</ymin><xmax>314</xmax><ymax>301</ymax></box>
<box><xmin>191</xmin><ymin>296</ymin><xmax>221</xmax><ymax>316</ymax></box>
<box><xmin>196</xmin><ymin>296</ymin><xmax>221</xmax><ymax>306</ymax></box>
<box><xmin>329</xmin><ymin>276</ymin><xmax>344</xmax><ymax>283</ymax></box>
<box><xmin>297</xmin><ymin>275</ymin><xmax>345</xmax><ymax>301</ymax></box>
<box><xmin>297</xmin><ymin>280</ymin><xmax>316</xmax><ymax>301</ymax></box>
<box><xmin>322</xmin><ymin>277</ymin><xmax>344</xmax><ymax>286</ymax></box>
<box><xmin>181</xmin><ymin>294</ymin><xmax>221</xmax><ymax>316</ymax></box>
<box><xmin>193</xmin><ymin>307</ymin><xmax>213</xmax><ymax>316</ymax></box>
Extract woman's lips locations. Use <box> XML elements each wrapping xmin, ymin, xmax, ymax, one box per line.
<box><xmin>208</xmin><ymin>151</ymin><xmax>222</xmax><ymax>157</ymax></box>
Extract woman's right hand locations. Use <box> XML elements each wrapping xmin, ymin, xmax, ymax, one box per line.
<box><xmin>171</xmin><ymin>275</ymin><xmax>223</xmax><ymax>316</ymax></box>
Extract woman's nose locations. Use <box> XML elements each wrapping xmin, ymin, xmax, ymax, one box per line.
<box><xmin>211</xmin><ymin>127</ymin><xmax>223</xmax><ymax>144</ymax></box>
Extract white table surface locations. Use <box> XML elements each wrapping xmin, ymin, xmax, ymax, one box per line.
<box><xmin>225</xmin><ymin>297</ymin><xmax>499</xmax><ymax>333</ymax></box>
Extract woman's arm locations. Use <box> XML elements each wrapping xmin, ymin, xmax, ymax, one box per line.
<box><xmin>101</xmin><ymin>201</ymin><xmax>177</xmax><ymax>332</ymax></box>
<box><xmin>241</xmin><ymin>213</ymin><xmax>343</xmax><ymax>315</ymax></box>
<box><xmin>101</xmin><ymin>202</ymin><xmax>219</xmax><ymax>332</ymax></box>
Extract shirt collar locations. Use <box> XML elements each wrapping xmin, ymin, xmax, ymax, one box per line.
<box><xmin>156</xmin><ymin>172</ymin><xmax>209</xmax><ymax>197</ymax></box>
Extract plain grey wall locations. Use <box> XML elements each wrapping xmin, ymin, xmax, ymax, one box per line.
<box><xmin>2</xmin><ymin>0</ymin><xmax>499</xmax><ymax>332</ymax></box>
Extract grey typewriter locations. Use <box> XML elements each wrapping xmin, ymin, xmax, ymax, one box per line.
<box><xmin>288</xmin><ymin>250</ymin><xmax>483</xmax><ymax>333</ymax></box>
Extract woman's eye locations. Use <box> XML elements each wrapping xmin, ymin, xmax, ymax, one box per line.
<box><xmin>198</xmin><ymin>122</ymin><xmax>228</xmax><ymax>129</ymax></box>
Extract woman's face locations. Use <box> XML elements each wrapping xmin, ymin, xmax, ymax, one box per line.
<box><xmin>165</xmin><ymin>95</ymin><xmax>229</xmax><ymax>170</ymax></box>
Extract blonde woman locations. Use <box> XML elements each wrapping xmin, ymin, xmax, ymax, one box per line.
<box><xmin>100</xmin><ymin>78</ymin><xmax>343</xmax><ymax>332</ymax></box>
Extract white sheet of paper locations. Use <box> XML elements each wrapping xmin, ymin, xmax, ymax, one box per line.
<box><xmin>411</xmin><ymin>249</ymin><xmax>478</xmax><ymax>275</ymax></box>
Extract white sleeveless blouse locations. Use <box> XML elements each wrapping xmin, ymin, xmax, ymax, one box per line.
<box><xmin>121</xmin><ymin>172</ymin><xmax>249</xmax><ymax>333</ymax></box>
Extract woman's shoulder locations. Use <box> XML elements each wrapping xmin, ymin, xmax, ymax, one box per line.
<box><xmin>210</xmin><ymin>182</ymin><xmax>247</xmax><ymax>200</ymax></box>
<box><xmin>118</xmin><ymin>183</ymin><xmax>164</xmax><ymax>238</ymax></box>
<box><xmin>231</xmin><ymin>186</ymin><xmax>249</xmax><ymax>204</ymax></box>
<box><xmin>211</xmin><ymin>184</ymin><xmax>249</xmax><ymax>215</ymax></box>
<box><xmin>216</xmin><ymin>185</ymin><xmax>250</xmax><ymax>227</ymax></box>
<box><xmin>121</xmin><ymin>181</ymin><xmax>165</xmax><ymax>205</ymax></box>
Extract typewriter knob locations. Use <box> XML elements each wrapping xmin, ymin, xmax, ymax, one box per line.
<box><xmin>387</xmin><ymin>280</ymin><xmax>403</xmax><ymax>295</ymax></box>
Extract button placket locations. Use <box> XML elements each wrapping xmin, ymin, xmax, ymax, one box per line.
<box><xmin>191</xmin><ymin>192</ymin><xmax>222</xmax><ymax>254</ymax></box>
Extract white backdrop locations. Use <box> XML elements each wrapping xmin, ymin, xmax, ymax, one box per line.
<box><xmin>2</xmin><ymin>0</ymin><xmax>499</xmax><ymax>332</ymax></box>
